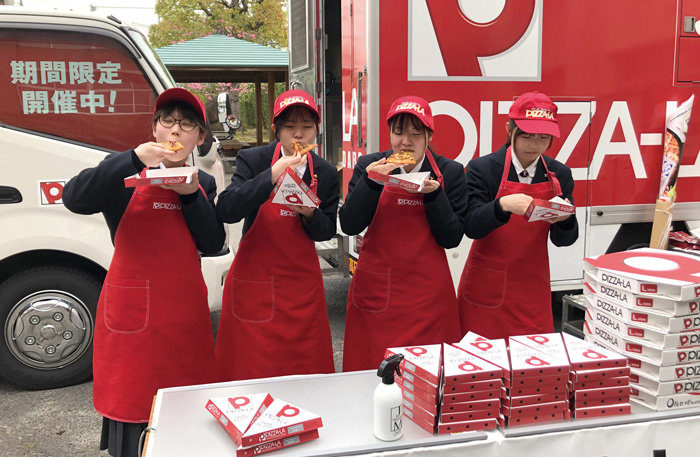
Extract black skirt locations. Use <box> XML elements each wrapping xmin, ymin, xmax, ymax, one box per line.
<box><xmin>100</xmin><ymin>417</ymin><xmax>148</xmax><ymax>457</ymax></box>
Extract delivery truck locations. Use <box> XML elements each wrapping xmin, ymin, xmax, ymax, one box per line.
<box><xmin>0</xmin><ymin>7</ymin><xmax>233</xmax><ymax>389</ymax></box>
<box><xmin>288</xmin><ymin>0</ymin><xmax>700</xmax><ymax>289</ymax></box>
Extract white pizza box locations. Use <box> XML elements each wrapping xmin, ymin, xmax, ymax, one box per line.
<box><xmin>402</xmin><ymin>390</ymin><xmax>438</xmax><ymax>415</ymax></box>
<box><xmin>442</xmin><ymin>343</ymin><xmax>503</xmax><ymax>385</ymax></box>
<box><xmin>501</xmin><ymin>391</ymin><xmax>568</xmax><ymax>408</ymax></box>
<box><xmin>572</xmin><ymin>385</ymin><xmax>631</xmax><ymax>402</ymax></box>
<box><xmin>585</xmin><ymin>305</ymin><xmax>700</xmax><ymax>348</ymax></box>
<box><xmin>523</xmin><ymin>196</ymin><xmax>575</xmax><ymax>222</ymax></box>
<box><xmin>271</xmin><ymin>166</ymin><xmax>321</xmax><ymax>208</ymax></box>
<box><xmin>240</xmin><ymin>399</ymin><xmax>322</xmax><ymax>447</ymax></box>
<box><xmin>395</xmin><ymin>376</ymin><xmax>439</xmax><ymax>404</ymax></box>
<box><xmin>440</xmin><ymin>408</ymin><xmax>498</xmax><ymax>424</ymax></box>
<box><xmin>395</xmin><ymin>370</ymin><xmax>439</xmax><ymax>397</ymax></box>
<box><xmin>439</xmin><ymin>398</ymin><xmax>500</xmax><ymax>414</ymax></box>
<box><xmin>124</xmin><ymin>166</ymin><xmax>197</xmax><ymax>187</ymax></box>
<box><xmin>584</xmin><ymin>286</ymin><xmax>700</xmax><ymax>333</ymax></box>
<box><xmin>505</xmin><ymin>383</ymin><xmax>568</xmax><ymax>397</ymax></box>
<box><xmin>236</xmin><ymin>429</ymin><xmax>319</xmax><ymax>457</ymax></box>
<box><xmin>205</xmin><ymin>393</ymin><xmax>274</xmax><ymax>446</ymax></box>
<box><xmin>442</xmin><ymin>379</ymin><xmax>501</xmax><ymax>395</ymax></box>
<box><xmin>367</xmin><ymin>170</ymin><xmax>430</xmax><ymax>192</ymax></box>
<box><xmin>628</xmin><ymin>356</ymin><xmax>700</xmax><ymax>381</ymax></box>
<box><xmin>385</xmin><ymin>345</ymin><xmax>442</xmax><ymax>385</ymax></box>
<box><xmin>510</xmin><ymin>333</ymin><xmax>570</xmax><ymax>365</ymax></box>
<box><xmin>402</xmin><ymin>396</ymin><xmax>437</xmax><ymax>424</ymax></box>
<box><xmin>508</xmin><ymin>339</ymin><xmax>570</xmax><ymax>379</ymax></box>
<box><xmin>573</xmin><ymin>395</ymin><xmax>630</xmax><ymax>409</ymax></box>
<box><xmin>572</xmin><ymin>403</ymin><xmax>631</xmax><ymax>419</ymax></box>
<box><xmin>630</xmin><ymin>383</ymin><xmax>700</xmax><ymax>411</ymax></box>
<box><xmin>561</xmin><ymin>331</ymin><xmax>628</xmax><ymax>371</ymax></box>
<box><xmin>584</xmin><ymin>319</ymin><xmax>700</xmax><ymax>365</ymax></box>
<box><xmin>441</xmin><ymin>389</ymin><xmax>500</xmax><ymax>405</ymax></box>
<box><xmin>500</xmin><ymin>400</ymin><xmax>569</xmax><ymax>418</ymax></box>
<box><xmin>630</xmin><ymin>368</ymin><xmax>700</xmax><ymax>396</ymax></box>
<box><xmin>436</xmin><ymin>418</ymin><xmax>498</xmax><ymax>434</ymax></box>
<box><xmin>500</xmin><ymin>410</ymin><xmax>566</xmax><ymax>427</ymax></box>
<box><xmin>568</xmin><ymin>366</ymin><xmax>631</xmax><ymax>383</ymax></box>
<box><xmin>585</xmin><ymin>274</ymin><xmax>700</xmax><ymax>317</ymax></box>
<box><xmin>456</xmin><ymin>333</ymin><xmax>512</xmax><ymax>379</ymax></box>
<box><xmin>584</xmin><ymin>248</ymin><xmax>700</xmax><ymax>301</ymax></box>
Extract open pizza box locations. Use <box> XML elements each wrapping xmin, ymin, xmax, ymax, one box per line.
<box><xmin>584</xmin><ymin>248</ymin><xmax>700</xmax><ymax>301</ymax></box>
<box><xmin>523</xmin><ymin>196</ymin><xmax>575</xmax><ymax>222</ymax></box>
<box><xmin>368</xmin><ymin>170</ymin><xmax>430</xmax><ymax>192</ymax></box>
<box><xmin>124</xmin><ymin>166</ymin><xmax>197</xmax><ymax>187</ymax></box>
<box><xmin>271</xmin><ymin>166</ymin><xmax>320</xmax><ymax>208</ymax></box>
<box><xmin>239</xmin><ymin>398</ymin><xmax>322</xmax><ymax>447</ymax></box>
<box><xmin>205</xmin><ymin>393</ymin><xmax>274</xmax><ymax>446</ymax></box>
<box><xmin>585</xmin><ymin>273</ymin><xmax>700</xmax><ymax>317</ymax></box>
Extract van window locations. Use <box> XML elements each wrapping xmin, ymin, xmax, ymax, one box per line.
<box><xmin>0</xmin><ymin>28</ymin><xmax>157</xmax><ymax>152</ymax></box>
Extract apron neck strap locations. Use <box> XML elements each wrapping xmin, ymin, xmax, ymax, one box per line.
<box><xmin>424</xmin><ymin>148</ymin><xmax>444</xmax><ymax>185</ymax></box>
<box><xmin>271</xmin><ymin>142</ymin><xmax>318</xmax><ymax>190</ymax></box>
<box><xmin>503</xmin><ymin>146</ymin><xmax>563</xmax><ymax>196</ymax></box>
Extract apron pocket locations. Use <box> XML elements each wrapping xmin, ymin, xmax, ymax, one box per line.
<box><xmin>461</xmin><ymin>258</ymin><xmax>507</xmax><ymax>309</ymax></box>
<box><xmin>104</xmin><ymin>278</ymin><xmax>150</xmax><ymax>334</ymax></box>
<box><xmin>230</xmin><ymin>274</ymin><xmax>275</xmax><ymax>323</ymax></box>
<box><xmin>352</xmin><ymin>263</ymin><xmax>391</xmax><ymax>313</ymax></box>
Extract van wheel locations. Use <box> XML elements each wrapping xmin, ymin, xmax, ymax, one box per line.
<box><xmin>0</xmin><ymin>267</ymin><xmax>100</xmax><ymax>390</ymax></box>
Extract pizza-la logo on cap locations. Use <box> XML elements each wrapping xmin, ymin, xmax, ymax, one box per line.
<box><xmin>525</xmin><ymin>108</ymin><xmax>555</xmax><ymax>120</ymax></box>
<box><xmin>395</xmin><ymin>101</ymin><xmax>425</xmax><ymax>116</ymax></box>
<box><xmin>279</xmin><ymin>96</ymin><xmax>310</xmax><ymax>110</ymax></box>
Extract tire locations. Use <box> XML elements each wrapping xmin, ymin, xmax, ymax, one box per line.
<box><xmin>0</xmin><ymin>266</ymin><xmax>101</xmax><ymax>390</ymax></box>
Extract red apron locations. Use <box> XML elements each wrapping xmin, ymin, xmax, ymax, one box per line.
<box><xmin>342</xmin><ymin>151</ymin><xmax>462</xmax><ymax>372</ymax></box>
<box><xmin>457</xmin><ymin>148</ymin><xmax>562</xmax><ymax>339</ymax></box>
<box><xmin>215</xmin><ymin>143</ymin><xmax>334</xmax><ymax>380</ymax></box>
<box><xmin>93</xmin><ymin>172</ymin><xmax>216</xmax><ymax>423</ymax></box>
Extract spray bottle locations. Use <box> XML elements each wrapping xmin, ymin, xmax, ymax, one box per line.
<box><xmin>373</xmin><ymin>353</ymin><xmax>404</xmax><ymax>441</ymax></box>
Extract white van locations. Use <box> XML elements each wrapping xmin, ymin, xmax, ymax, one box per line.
<box><xmin>0</xmin><ymin>8</ymin><xmax>233</xmax><ymax>389</ymax></box>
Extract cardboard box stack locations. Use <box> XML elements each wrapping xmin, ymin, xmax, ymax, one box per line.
<box><xmin>437</xmin><ymin>343</ymin><xmax>501</xmax><ymax>434</ymax></box>
<box><xmin>583</xmin><ymin>248</ymin><xmax>700</xmax><ymax>411</ymax></box>
<box><xmin>385</xmin><ymin>345</ymin><xmax>442</xmax><ymax>434</ymax></box>
<box><xmin>206</xmin><ymin>394</ymin><xmax>322</xmax><ymax>456</ymax></box>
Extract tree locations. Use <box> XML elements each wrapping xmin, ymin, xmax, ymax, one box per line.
<box><xmin>149</xmin><ymin>0</ymin><xmax>287</xmax><ymax>49</ymax></box>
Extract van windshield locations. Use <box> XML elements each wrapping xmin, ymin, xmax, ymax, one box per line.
<box><xmin>127</xmin><ymin>29</ymin><xmax>176</xmax><ymax>88</ymax></box>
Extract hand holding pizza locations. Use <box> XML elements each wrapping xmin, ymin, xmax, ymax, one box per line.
<box><xmin>366</xmin><ymin>158</ymin><xmax>401</xmax><ymax>176</ymax></box>
<box><xmin>271</xmin><ymin>151</ymin><xmax>308</xmax><ymax>183</ymax></box>
<box><xmin>134</xmin><ymin>141</ymin><xmax>179</xmax><ymax>167</ymax></box>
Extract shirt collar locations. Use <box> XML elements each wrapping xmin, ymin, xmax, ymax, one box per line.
<box><xmin>398</xmin><ymin>153</ymin><xmax>426</xmax><ymax>174</ymax></box>
<box><xmin>511</xmin><ymin>149</ymin><xmax>538</xmax><ymax>182</ymax></box>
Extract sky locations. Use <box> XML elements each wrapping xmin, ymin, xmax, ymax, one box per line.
<box><xmin>17</xmin><ymin>0</ymin><xmax>158</xmax><ymax>36</ymax></box>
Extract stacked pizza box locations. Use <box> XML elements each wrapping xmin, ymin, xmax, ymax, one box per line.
<box><xmin>436</xmin><ymin>343</ymin><xmax>501</xmax><ymax>434</ymax></box>
<box><xmin>583</xmin><ymin>248</ymin><xmax>700</xmax><ymax>411</ymax></box>
<box><xmin>206</xmin><ymin>393</ymin><xmax>322</xmax><ymax>456</ymax></box>
<box><xmin>385</xmin><ymin>345</ymin><xmax>442</xmax><ymax>434</ymax></box>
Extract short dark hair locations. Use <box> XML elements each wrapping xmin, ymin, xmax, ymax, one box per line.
<box><xmin>273</xmin><ymin>105</ymin><xmax>320</xmax><ymax>140</ymax></box>
<box><xmin>388</xmin><ymin>112</ymin><xmax>432</xmax><ymax>136</ymax></box>
<box><xmin>152</xmin><ymin>101</ymin><xmax>206</xmax><ymax>132</ymax></box>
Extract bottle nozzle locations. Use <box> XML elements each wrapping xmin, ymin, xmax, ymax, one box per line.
<box><xmin>377</xmin><ymin>353</ymin><xmax>404</xmax><ymax>385</ymax></box>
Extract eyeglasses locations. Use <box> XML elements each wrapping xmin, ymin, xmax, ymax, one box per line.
<box><xmin>158</xmin><ymin>115</ymin><xmax>198</xmax><ymax>132</ymax></box>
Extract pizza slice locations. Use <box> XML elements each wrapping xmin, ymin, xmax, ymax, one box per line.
<box><xmin>161</xmin><ymin>140</ymin><xmax>184</xmax><ymax>152</ymax></box>
<box><xmin>386</xmin><ymin>150</ymin><xmax>416</xmax><ymax>165</ymax></box>
<box><xmin>293</xmin><ymin>142</ymin><xmax>317</xmax><ymax>156</ymax></box>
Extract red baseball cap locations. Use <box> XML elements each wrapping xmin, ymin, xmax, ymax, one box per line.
<box><xmin>509</xmin><ymin>91</ymin><xmax>560</xmax><ymax>137</ymax></box>
<box><xmin>273</xmin><ymin>89</ymin><xmax>320</xmax><ymax>119</ymax></box>
<box><xmin>386</xmin><ymin>95</ymin><xmax>434</xmax><ymax>131</ymax></box>
<box><xmin>155</xmin><ymin>87</ymin><xmax>207</xmax><ymax>125</ymax></box>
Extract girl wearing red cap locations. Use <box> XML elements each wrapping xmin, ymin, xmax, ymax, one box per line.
<box><xmin>215</xmin><ymin>89</ymin><xmax>337</xmax><ymax>380</ymax></box>
<box><xmin>457</xmin><ymin>91</ymin><xmax>578</xmax><ymax>339</ymax></box>
<box><xmin>340</xmin><ymin>95</ymin><xmax>466</xmax><ymax>371</ymax></box>
<box><xmin>63</xmin><ymin>87</ymin><xmax>223</xmax><ymax>457</ymax></box>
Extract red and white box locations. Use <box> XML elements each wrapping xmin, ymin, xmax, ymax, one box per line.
<box><xmin>402</xmin><ymin>390</ymin><xmax>438</xmax><ymax>415</ymax></box>
<box><xmin>124</xmin><ymin>166</ymin><xmax>197</xmax><ymax>187</ymax></box>
<box><xmin>571</xmin><ymin>386</ymin><xmax>631</xmax><ymax>402</ymax></box>
<box><xmin>569</xmin><ymin>376</ymin><xmax>629</xmax><ymax>391</ymax></box>
<box><xmin>523</xmin><ymin>196</ymin><xmax>575</xmax><ymax>222</ymax></box>
<box><xmin>440</xmin><ymin>408</ymin><xmax>498</xmax><ymax>423</ymax></box>
<box><xmin>240</xmin><ymin>399</ymin><xmax>322</xmax><ymax>447</ymax></box>
<box><xmin>628</xmin><ymin>357</ymin><xmax>700</xmax><ymax>381</ymax></box>
<box><xmin>500</xmin><ymin>401</ymin><xmax>569</xmax><ymax>419</ymax></box>
<box><xmin>500</xmin><ymin>411</ymin><xmax>566</xmax><ymax>427</ymax></box>
<box><xmin>584</xmin><ymin>248</ymin><xmax>700</xmax><ymax>302</ymax></box>
<box><xmin>396</xmin><ymin>370</ymin><xmax>439</xmax><ymax>397</ymax></box>
<box><xmin>271</xmin><ymin>166</ymin><xmax>320</xmax><ymax>208</ymax></box>
<box><xmin>573</xmin><ymin>403</ymin><xmax>631</xmax><ymax>419</ymax></box>
<box><xmin>442</xmin><ymin>343</ymin><xmax>503</xmax><ymax>385</ymax></box>
<box><xmin>561</xmin><ymin>331</ymin><xmax>628</xmax><ymax>371</ymax></box>
<box><xmin>505</xmin><ymin>384</ymin><xmax>568</xmax><ymax>397</ymax></box>
<box><xmin>630</xmin><ymin>384</ymin><xmax>700</xmax><ymax>410</ymax></box>
<box><xmin>456</xmin><ymin>333</ymin><xmax>511</xmax><ymax>380</ymax></box>
<box><xmin>440</xmin><ymin>398</ymin><xmax>499</xmax><ymax>414</ymax></box>
<box><xmin>508</xmin><ymin>339</ymin><xmax>570</xmax><ymax>379</ymax></box>
<box><xmin>403</xmin><ymin>407</ymin><xmax>436</xmax><ymax>435</ymax></box>
<box><xmin>585</xmin><ymin>274</ymin><xmax>700</xmax><ymax>317</ymax></box>
<box><xmin>502</xmin><ymin>391</ymin><xmax>567</xmax><ymax>408</ymax></box>
<box><xmin>395</xmin><ymin>375</ymin><xmax>439</xmax><ymax>404</ymax></box>
<box><xmin>511</xmin><ymin>333</ymin><xmax>569</xmax><ymax>363</ymax></box>
<box><xmin>235</xmin><ymin>430</ymin><xmax>319</xmax><ymax>457</ymax></box>
<box><xmin>368</xmin><ymin>170</ymin><xmax>430</xmax><ymax>192</ymax></box>
<box><xmin>385</xmin><ymin>345</ymin><xmax>442</xmax><ymax>385</ymax></box>
<box><xmin>442</xmin><ymin>389</ymin><xmax>500</xmax><ymax>405</ymax></box>
<box><xmin>568</xmin><ymin>366</ymin><xmax>630</xmax><ymax>382</ymax></box>
<box><xmin>443</xmin><ymin>379</ymin><xmax>501</xmax><ymax>395</ymax></box>
<box><xmin>630</xmin><ymin>369</ymin><xmax>700</xmax><ymax>396</ymax></box>
<box><xmin>584</xmin><ymin>285</ymin><xmax>700</xmax><ymax>333</ymax></box>
<box><xmin>205</xmin><ymin>393</ymin><xmax>274</xmax><ymax>446</ymax></box>
<box><xmin>437</xmin><ymin>418</ymin><xmax>498</xmax><ymax>434</ymax></box>
<box><xmin>509</xmin><ymin>374</ymin><xmax>568</xmax><ymax>389</ymax></box>
<box><xmin>573</xmin><ymin>396</ymin><xmax>630</xmax><ymax>409</ymax></box>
